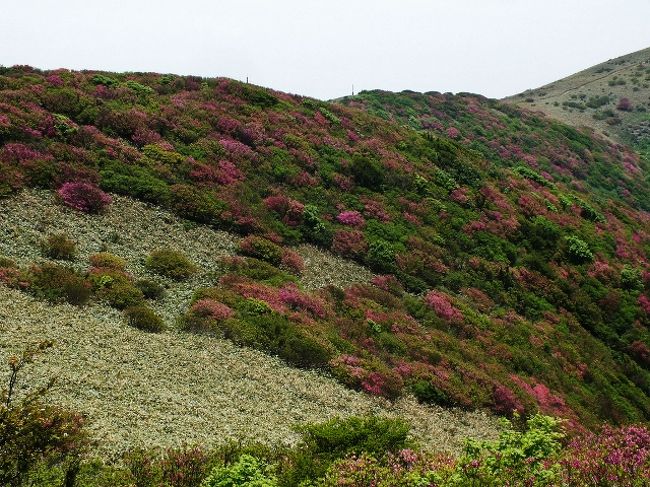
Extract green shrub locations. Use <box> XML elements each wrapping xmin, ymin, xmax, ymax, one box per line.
<box><xmin>238</xmin><ymin>236</ymin><xmax>283</xmax><ymax>266</ymax></box>
<box><xmin>135</xmin><ymin>279</ymin><xmax>166</xmax><ymax>300</ymax></box>
<box><xmin>365</xmin><ymin>239</ymin><xmax>397</xmax><ymax>273</ymax></box>
<box><xmin>514</xmin><ymin>165</ymin><xmax>553</xmax><ymax>188</ymax></box>
<box><xmin>100</xmin><ymin>162</ymin><xmax>172</xmax><ymax>205</ymax></box>
<box><xmin>621</xmin><ymin>265</ymin><xmax>644</xmax><ymax>291</ymax></box>
<box><xmin>29</xmin><ymin>263</ymin><xmax>91</xmax><ymax>305</ymax></box>
<box><xmin>125</xmin><ymin>80</ymin><xmax>154</xmax><ymax>95</ymax></box>
<box><xmin>301</xmin><ymin>204</ymin><xmax>333</xmax><ymax>247</ymax></box>
<box><xmin>102</xmin><ymin>281</ymin><xmax>145</xmax><ymax>310</ymax></box>
<box><xmin>145</xmin><ymin>249</ymin><xmax>196</xmax><ymax>280</ymax></box>
<box><xmin>299</xmin><ymin>416</ymin><xmax>411</xmax><ymax>459</ymax></box>
<box><xmin>124</xmin><ymin>305</ymin><xmax>164</xmax><ymax>332</ymax></box>
<box><xmin>240</xmin><ymin>84</ymin><xmax>279</xmax><ymax>108</ymax></box>
<box><xmin>565</xmin><ymin>236</ymin><xmax>593</xmax><ymax>263</ymax></box>
<box><xmin>350</xmin><ymin>154</ymin><xmax>384</xmax><ymax>190</ymax></box>
<box><xmin>91</xmin><ymin>74</ymin><xmax>119</xmax><ymax>86</ymax></box>
<box><xmin>279</xmin><ymin>332</ymin><xmax>332</xmax><ymax>369</ymax></box>
<box><xmin>171</xmin><ymin>184</ymin><xmax>225</xmax><ymax>224</ymax></box>
<box><xmin>0</xmin><ymin>342</ymin><xmax>88</xmax><ymax>487</ymax></box>
<box><xmin>288</xmin><ymin>416</ymin><xmax>411</xmax><ymax>484</ymax></box>
<box><xmin>224</xmin><ymin>257</ymin><xmax>295</xmax><ymax>287</ymax></box>
<box><xmin>224</xmin><ymin>310</ymin><xmax>331</xmax><ymax>369</ymax></box>
<box><xmin>456</xmin><ymin>414</ymin><xmax>565</xmax><ymax>485</ymax></box>
<box><xmin>40</xmin><ymin>233</ymin><xmax>76</xmax><ymax>261</ymax></box>
<box><xmin>89</xmin><ymin>252</ymin><xmax>126</xmax><ymax>270</ymax></box>
<box><xmin>201</xmin><ymin>454</ymin><xmax>278</xmax><ymax>487</ymax></box>
<box><xmin>410</xmin><ymin>380</ymin><xmax>452</xmax><ymax>406</ymax></box>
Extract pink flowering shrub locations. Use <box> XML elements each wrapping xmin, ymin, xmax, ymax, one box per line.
<box><xmin>492</xmin><ymin>384</ymin><xmax>525</xmax><ymax>416</ymax></box>
<box><xmin>332</xmin><ymin>230</ymin><xmax>368</xmax><ymax>258</ymax></box>
<box><xmin>57</xmin><ymin>182</ymin><xmax>112</xmax><ymax>213</ymax></box>
<box><xmin>628</xmin><ymin>340</ymin><xmax>650</xmax><ymax>367</ymax></box>
<box><xmin>280</xmin><ymin>249</ymin><xmax>304</xmax><ymax>274</ymax></box>
<box><xmin>371</xmin><ymin>275</ymin><xmax>403</xmax><ymax>295</ymax></box>
<box><xmin>639</xmin><ymin>294</ymin><xmax>650</xmax><ymax>315</ymax></box>
<box><xmin>337</xmin><ymin>210</ymin><xmax>365</xmax><ymax>227</ymax></box>
<box><xmin>215</xmin><ymin>160</ymin><xmax>245</xmax><ymax>185</ymax></box>
<box><xmin>424</xmin><ymin>290</ymin><xmax>462</xmax><ymax>322</ymax></box>
<box><xmin>190</xmin><ymin>299</ymin><xmax>234</xmax><ymax>321</ymax></box>
<box><xmin>561</xmin><ymin>425</ymin><xmax>650</xmax><ymax>484</ymax></box>
<box><xmin>263</xmin><ymin>194</ymin><xmax>304</xmax><ymax>226</ymax></box>
<box><xmin>446</xmin><ymin>126</ymin><xmax>461</xmax><ymax>139</ymax></box>
<box><xmin>617</xmin><ymin>97</ymin><xmax>633</xmax><ymax>112</ymax></box>
<box><xmin>278</xmin><ymin>284</ymin><xmax>328</xmax><ymax>318</ymax></box>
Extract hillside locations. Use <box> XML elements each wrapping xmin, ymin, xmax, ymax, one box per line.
<box><xmin>0</xmin><ymin>189</ymin><xmax>499</xmax><ymax>455</ymax></box>
<box><xmin>505</xmin><ymin>46</ymin><xmax>650</xmax><ymax>155</ymax></box>
<box><xmin>1</xmin><ymin>66</ymin><xmax>650</xmax><ymax>437</ymax></box>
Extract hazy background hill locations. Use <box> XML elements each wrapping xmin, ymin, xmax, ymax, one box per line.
<box><xmin>505</xmin><ymin>46</ymin><xmax>650</xmax><ymax>156</ymax></box>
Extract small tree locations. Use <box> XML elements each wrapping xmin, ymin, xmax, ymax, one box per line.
<box><xmin>0</xmin><ymin>341</ymin><xmax>88</xmax><ymax>486</ymax></box>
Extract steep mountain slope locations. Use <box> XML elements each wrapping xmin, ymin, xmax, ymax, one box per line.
<box><xmin>505</xmin><ymin>47</ymin><xmax>650</xmax><ymax>153</ymax></box>
<box><xmin>1</xmin><ymin>67</ymin><xmax>650</xmax><ymax>429</ymax></box>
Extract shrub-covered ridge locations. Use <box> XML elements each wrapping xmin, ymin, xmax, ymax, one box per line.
<box><xmin>1</xmin><ymin>67</ymin><xmax>649</xmax><ymax>426</ymax></box>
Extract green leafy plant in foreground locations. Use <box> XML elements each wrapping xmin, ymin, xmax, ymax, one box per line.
<box><xmin>201</xmin><ymin>454</ymin><xmax>278</xmax><ymax>487</ymax></box>
<box><xmin>0</xmin><ymin>342</ymin><xmax>88</xmax><ymax>487</ymax></box>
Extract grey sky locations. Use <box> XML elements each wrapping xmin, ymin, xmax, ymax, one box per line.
<box><xmin>2</xmin><ymin>0</ymin><xmax>649</xmax><ymax>100</ymax></box>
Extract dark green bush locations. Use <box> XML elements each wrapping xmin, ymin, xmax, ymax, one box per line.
<box><xmin>279</xmin><ymin>332</ymin><xmax>332</xmax><ymax>369</ymax></box>
<box><xmin>101</xmin><ymin>281</ymin><xmax>145</xmax><ymax>310</ymax></box>
<box><xmin>29</xmin><ymin>263</ymin><xmax>91</xmax><ymax>305</ymax></box>
<box><xmin>41</xmin><ymin>233</ymin><xmax>76</xmax><ymax>261</ymax></box>
<box><xmin>350</xmin><ymin>154</ymin><xmax>384</xmax><ymax>190</ymax></box>
<box><xmin>145</xmin><ymin>249</ymin><xmax>196</xmax><ymax>280</ymax></box>
<box><xmin>565</xmin><ymin>236</ymin><xmax>593</xmax><ymax>263</ymax></box>
<box><xmin>301</xmin><ymin>205</ymin><xmax>333</xmax><ymax>247</ymax></box>
<box><xmin>238</xmin><ymin>236</ymin><xmax>283</xmax><ymax>266</ymax></box>
<box><xmin>224</xmin><ymin>257</ymin><xmax>295</xmax><ymax>286</ymax></box>
<box><xmin>364</xmin><ymin>239</ymin><xmax>397</xmax><ymax>273</ymax></box>
<box><xmin>411</xmin><ymin>380</ymin><xmax>452</xmax><ymax>406</ymax></box>
<box><xmin>100</xmin><ymin>162</ymin><xmax>172</xmax><ymax>205</ymax></box>
<box><xmin>621</xmin><ymin>265</ymin><xmax>644</xmax><ymax>291</ymax></box>
<box><xmin>124</xmin><ymin>305</ymin><xmax>165</xmax><ymax>332</ymax></box>
<box><xmin>287</xmin><ymin>416</ymin><xmax>411</xmax><ymax>484</ymax></box>
<box><xmin>135</xmin><ymin>279</ymin><xmax>166</xmax><ymax>300</ymax></box>
<box><xmin>299</xmin><ymin>416</ymin><xmax>411</xmax><ymax>458</ymax></box>
<box><xmin>171</xmin><ymin>184</ymin><xmax>225</xmax><ymax>224</ymax></box>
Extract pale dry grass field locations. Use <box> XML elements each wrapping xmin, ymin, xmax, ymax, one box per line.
<box><xmin>0</xmin><ymin>190</ymin><xmax>500</xmax><ymax>457</ymax></box>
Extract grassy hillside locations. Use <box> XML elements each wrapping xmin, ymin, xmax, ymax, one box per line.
<box><xmin>1</xmin><ymin>66</ymin><xmax>650</xmax><ymax>430</ymax></box>
<box><xmin>505</xmin><ymin>47</ymin><xmax>650</xmax><ymax>152</ymax></box>
<box><xmin>0</xmin><ymin>189</ymin><xmax>498</xmax><ymax>456</ymax></box>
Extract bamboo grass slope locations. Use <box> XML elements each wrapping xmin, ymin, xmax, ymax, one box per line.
<box><xmin>0</xmin><ymin>66</ymin><xmax>650</xmax><ymax>429</ymax></box>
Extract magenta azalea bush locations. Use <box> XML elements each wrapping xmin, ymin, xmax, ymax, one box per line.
<box><xmin>57</xmin><ymin>181</ymin><xmax>112</xmax><ymax>213</ymax></box>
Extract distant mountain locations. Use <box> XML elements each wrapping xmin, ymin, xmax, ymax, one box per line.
<box><xmin>505</xmin><ymin>47</ymin><xmax>650</xmax><ymax>156</ymax></box>
<box><xmin>1</xmin><ymin>66</ymin><xmax>650</xmax><ymax>436</ymax></box>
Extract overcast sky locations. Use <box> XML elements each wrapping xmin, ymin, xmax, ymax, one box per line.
<box><xmin>2</xmin><ymin>0</ymin><xmax>649</xmax><ymax>100</ymax></box>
